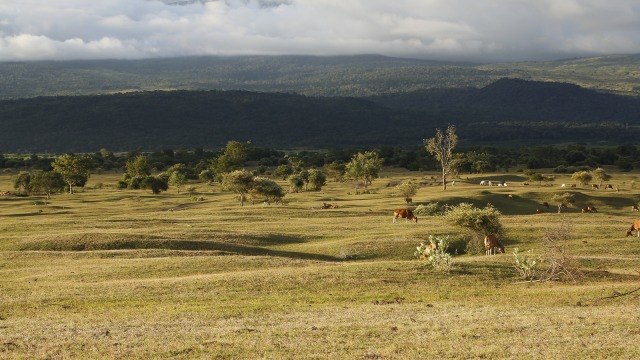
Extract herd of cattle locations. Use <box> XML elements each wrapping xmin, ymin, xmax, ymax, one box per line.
<box><xmin>392</xmin><ymin>178</ymin><xmax>640</xmax><ymax>257</ymax></box>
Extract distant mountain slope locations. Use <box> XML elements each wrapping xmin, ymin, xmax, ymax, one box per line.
<box><xmin>370</xmin><ymin>78</ymin><xmax>640</xmax><ymax>121</ymax></box>
<box><xmin>1</xmin><ymin>79</ymin><xmax>639</xmax><ymax>152</ymax></box>
<box><xmin>1</xmin><ymin>54</ymin><xmax>639</xmax><ymax>101</ymax></box>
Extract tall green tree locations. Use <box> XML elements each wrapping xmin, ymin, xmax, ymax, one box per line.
<box><xmin>12</xmin><ymin>171</ymin><xmax>32</xmax><ymax>194</ymax></box>
<box><xmin>51</xmin><ymin>154</ymin><xmax>92</xmax><ymax>194</ymax></box>
<box><xmin>425</xmin><ymin>125</ymin><xmax>458</xmax><ymax>190</ymax></box>
<box><xmin>126</xmin><ymin>155</ymin><xmax>152</xmax><ymax>180</ymax></box>
<box><xmin>215</xmin><ymin>140</ymin><xmax>251</xmax><ymax>173</ymax></box>
<box><xmin>221</xmin><ymin>169</ymin><xmax>254</xmax><ymax>206</ymax></box>
<box><xmin>307</xmin><ymin>169</ymin><xmax>327</xmax><ymax>191</ymax></box>
<box><xmin>166</xmin><ymin>164</ymin><xmax>188</xmax><ymax>194</ymax></box>
<box><xmin>344</xmin><ymin>151</ymin><xmax>382</xmax><ymax>190</ymax></box>
<box><xmin>592</xmin><ymin>167</ymin><xmax>611</xmax><ymax>187</ymax></box>
<box><xmin>30</xmin><ymin>170</ymin><xmax>65</xmax><ymax>199</ymax></box>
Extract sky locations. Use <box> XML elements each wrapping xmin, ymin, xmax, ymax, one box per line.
<box><xmin>1</xmin><ymin>0</ymin><xmax>640</xmax><ymax>62</ymax></box>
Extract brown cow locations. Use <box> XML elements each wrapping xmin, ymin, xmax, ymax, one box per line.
<box><xmin>393</xmin><ymin>208</ymin><xmax>418</xmax><ymax>223</ymax></box>
<box><xmin>633</xmin><ymin>205</ymin><xmax>640</xmax><ymax>212</ymax></box>
<box><xmin>484</xmin><ymin>234</ymin><xmax>505</xmax><ymax>255</ymax></box>
<box><xmin>581</xmin><ymin>206</ymin><xmax>597</xmax><ymax>213</ymax></box>
<box><xmin>625</xmin><ymin>219</ymin><xmax>640</xmax><ymax>237</ymax></box>
<box><xmin>592</xmin><ymin>184</ymin><xmax>600</xmax><ymax>190</ymax></box>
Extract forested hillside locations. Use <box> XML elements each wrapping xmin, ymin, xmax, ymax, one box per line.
<box><xmin>1</xmin><ymin>54</ymin><xmax>639</xmax><ymax>100</ymax></box>
<box><xmin>2</xmin><ymin>79</ymin><xmax>640</xmax><ymax>152</ymax></box>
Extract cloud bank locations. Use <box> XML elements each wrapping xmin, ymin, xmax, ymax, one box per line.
<box><xmin>1</xmin><ymin>0</ymin><xmax>639</xmax><ymax>62</ymax></box>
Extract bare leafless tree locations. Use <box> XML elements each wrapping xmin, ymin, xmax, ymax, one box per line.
<box><xmin>424</xmin><ymin>125</ymin><xmax>458</xmax><ymax>190</ymax></box>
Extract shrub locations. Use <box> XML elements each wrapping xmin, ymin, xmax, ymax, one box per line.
<box><xmin>415</xmin><ymin>235</ymin><xmax>454</xmax><ymax>273</ymax></box>
<box><xmin>445</xmin><ymin>202</ymin><xmax>504</xmax><ymax>237</ymax></box>
<box><xmin>513</xmin><ymin>248</ymin><xmax>541</xmax><ymax>281</ymax></box>
<box><xmin>413</xmin><ymin>202</ymin><xmax>444</xmax><ymax>216</ymax></box>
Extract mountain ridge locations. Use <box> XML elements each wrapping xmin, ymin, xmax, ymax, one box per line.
<box><xmin>1</xmin><ymin>78</ymin><xmax>639</xmax><ymax>152</ymax></box>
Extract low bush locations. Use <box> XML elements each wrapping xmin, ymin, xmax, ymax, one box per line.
<box><xmin>415</xmin><ymin>235</ymin><xmax>454</xmax><ymax>273</ymax></box>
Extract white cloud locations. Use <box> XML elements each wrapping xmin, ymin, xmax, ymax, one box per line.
<box><xmin>0</xmin><ymin>0</ymin><xmax>639</xmax><ymax>62</ymax></box>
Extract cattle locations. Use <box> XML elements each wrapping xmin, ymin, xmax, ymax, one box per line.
<box><xmin>632</xmin><ymin>205</ymin><xmax>639</xmax><ymax>212</ymax></box>
<box><xmin>393</xmin><ymin>208</ymin><xmax>418</xmax><ymax>223</ymax></box>
<box><xmin>605</xmin><ymin>184</ymin><xmax>614</xmax><ymax>190</ymax></box>
<box><xmin>571</xmin><ymin>184</ymin><xmax>577</xmax><ymax>188</ymax></box>
<box><xmin>625</xmin><ymin>220</ymin><xmax>640</xmax><ymax>237</ymax></box>
<box><xmin>561</xmin><ymin>184</ymin><xmax>566</xmax><ymax>188</ymax></box>
<box><xmin>523</xmin><ymin>183</ymin><xmax>530</xmax><ymax>186</ymax></box>
<box><xmin>405</xmin><ymin>197</ymin><xmax>413</xmax><ymax>204</ymax></box>
<box><xmin>484</xmin><ymin>234</ymin><xmax>505</xmax><ymax>255</ymax></box>
<box><xmin>581</xmin><ymin>206</ymin><xmax>597</xmax><ymax>213</ymax></box>
<box><xmin>480</xmin><ymin>180</ymin><xmax>487</xmax><ymax>186</ymax></box>
<box><xmin>592</xmin><ymin>184</ymin><xmax>600</xmax><ymax>190</ymax></box>
<box><xmin>321</xmin><ymin>202</ymin><xmax>338</xmax><ymax>209</ymax></box>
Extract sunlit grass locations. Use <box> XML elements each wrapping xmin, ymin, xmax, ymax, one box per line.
<box><xmin>1</xmin><ymin>169</ymin><xmax>640</xmax><ymax>358</ymax></box>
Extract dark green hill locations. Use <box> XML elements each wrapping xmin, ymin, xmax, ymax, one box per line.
<box><xmin>2</xmin><ymin>54</ymin><xmax>639</xmax><ymax>101</ymax></box>
<box><xmin>2</xmin><ymin>78</ymin><xmax>640</xmax><ymax>152</ymax></box>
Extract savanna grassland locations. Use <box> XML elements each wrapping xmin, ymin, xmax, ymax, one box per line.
<box><xmin>1</xmin><ymin>169</ymin><xmax>640</xmax><ymax>359</ymax></box>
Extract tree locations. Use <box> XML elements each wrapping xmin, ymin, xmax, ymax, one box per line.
<box><xmin>571</xmin><ymin>171</ymin><xmax>593</xmax><ymax>187</ymax></box>
<box><xmin>12</xmin><ymin>171</ymin><xmax>32</xmax><ymax>194</ymax></box>
<box><xmin>141</xmin><ymin>175</ymin><xmax>169</xmax><ymax>194</ymax></box>
<box><xmin>395</xmin><ymin>181</ymin><xmax>418</xmax><ymax>200</ymax></box>
<box><xmin>221</xmin><ymin>170</ymin><xmax>254</xmax><ymax>206</ymax></box>
<box><xmin>30</xmin><ymin>170</ymin><xmax>65</xmax><ymax>199</ymax></box>
<box><xmin>250</xmin><ymin>177</ymin><xmax>285</xmax><ymax>204</ymax></box>
<box><xmin>344</xmin><ymin>151</ymin><xmax>382</xmax><ymax>190</ymax></box>
<box><xmin>288</xmin><ymin>174</ymin><xmax>305</xmax><ymax>193</ymax></box>
<box><xmin>166</xmin><ymin>164</ymin><xmax>188</xmax><ymax>194</ymax></box>
<box><xmin>592</xmin><ymin>167</ymin><xmax>611</xmax><ymax>187</ymax></box>
<box><xmin>215</xmin><ymin>140</ymin><xmax>251</xmax><ymax>173</ymax></box>
<box><xmin>307</xmin><ymin>169</ymin><xmax>327</xmax><ymax>191</ymax></box>
<box><xmin>425</xmin><ymin>125</ymin><xmax>458</xmax><ymax>190</ymax></box>
<box><xmin>126</xmin><ymin>155</ymin><xmax>151</xmax><ymax>180</ymax></box>
<box><xmin>51</xmin><ymin>154</ymin><xmax>92</xmax><ymax>194</ymax></box>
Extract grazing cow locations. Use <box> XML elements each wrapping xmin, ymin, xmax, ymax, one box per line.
<box><xmin>592</xmin><ymin>184</ymin><xmax>600</xmax><ymax>190</ymax></box>
<box><xmin>625</xmin><ymin>219</ymin><xmax>640</xmax><ymax>237</ymax></box>
<box><xmin>571</xmin><ymin>184</ymin><xmax>577</xmax><ymax>188</ymax></box>
<box><xmin>484</xmin><ymin>234</ymin><xmax>505</xmax><ymax>255</ymax></box>
<box><xmin>480</xmin><ymin>180</ymin><xmax>487</xmax><ymax>186</ymax></box>
<box><xmin>523</xmin><ymin>183</ymin><xmax>530</xmax><ymax>186</ymax></box>
<box><xmin>405</xmin><ymin>197</ymin><xmax>413</xmax><ymax>204</ymax></box>
<box><xmin>605</xmin><ymin>184</ymin><xmax>614</xmax><ymax>190</ymax></box>
<box><xmin>581</xmin><ymin>206</ymin><xmax>597</xmax><ymax>213</ymax></box>
<box><xmin>536</xmin><ymin>208</ymin><xmax>544</xmax><ymax>214</ymax></box>
<box><xmin>632</xmin><ymin>205</ymin><xmax>639</xmax><ymax>212</ymax></box>
<box><xmin>393</xmin><ymin>208</ymin><xmax>418</xmax><ymax>223</ymax></box>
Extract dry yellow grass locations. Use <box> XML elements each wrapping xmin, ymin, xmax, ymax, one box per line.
<box><xmin>1</xmin><ymin>169</ymin><xmax>639</xmax><ymax>359</ymax></box>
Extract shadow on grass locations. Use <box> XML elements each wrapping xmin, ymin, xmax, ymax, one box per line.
<box><xmin>19</xmin><ymin>237</ymin><xmax>341</xmax><ymax>262</ymax></box>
